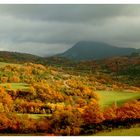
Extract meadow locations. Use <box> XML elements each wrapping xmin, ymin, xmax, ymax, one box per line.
<box><xmin>0</xmin><ymin>62</ymin><xmax>20</xmax><ymax>68</ymax></box>
<box><xmin>1</xmin><ymin>83</ymin><xmax>29</xmax><ymax>91</ymax></box>
<box><xmin>97</xmin><ymin>90</ymin><xmax>140</xmax><ymax>108</ymax></box>
<box><xmin>94</xmin><ymin>126</ymin><xmax>140</xmax><ymax>136</ymax></box>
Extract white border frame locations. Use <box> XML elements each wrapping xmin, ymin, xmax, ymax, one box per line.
<box><xmin>0</xmin><ymin>0</ymin><xmax>140</xmax><ymax>4</ymax></box>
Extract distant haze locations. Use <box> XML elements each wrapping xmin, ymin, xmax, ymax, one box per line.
<box><xmin>0</xmin><ymin>5</ymin><xmax>140</xmax><ymax>56</ymax></box>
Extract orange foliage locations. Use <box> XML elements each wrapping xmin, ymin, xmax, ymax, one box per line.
<box><xmin>1</xmin><ymin>76</ymin><xmax>8</xmax><ymax>83</ymax></box>
<box><xmin>82</xmin><ymin>100</ymin><xmax>104</xmax><ymax>124</ymax></box>
<box><xmin>0</xmin><ymin>86</ymin><xmax>13</xmax><ymax>112</ymax></box>
<box><xmin>103</xmin><ymin>100</ymin><xmax>140</xmax><ymax>121</ymax></box>
<box><xmin>6</xmin><ymin>83</ymin><xmax>12</xmax><ymax>89</ymax></box>
<box><xmin>50</xmin><ymin>106</ymin><xmax>83</xmax><ymax>135</ymax></box>
<box><xmin>12</xmin><ymin>75</ymin><xmax>20</xmax><ymax>83</ymax></box>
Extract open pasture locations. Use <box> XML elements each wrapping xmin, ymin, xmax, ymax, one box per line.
<box><xmin>94</xmin><ymin>126</ymin><xmax>140</xmax><ymax>136</ymax></box>
<box><xmin>0</xmin><ymin>83</ymin><xmax>29</xmax><ymax>91</ymax></box>
<box><xmin>97</xmin><ymin>90</ymin><xmax>140</xmax><ymax>108</ymax></box>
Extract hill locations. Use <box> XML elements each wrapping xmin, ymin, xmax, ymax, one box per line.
<box><xmin>0</xmin><ymin>55</ymin><xmax>140</xmax><ymax>135</ymax></box>
<box><xmin>0</xmin><ymin>51</ymin><xmax>46</xmax><ymax>64</ymax></box>
<box><xmin>0</xmin><ymin>61</ymin><xmax>139</xmax><ymax>136</ymax></box>
<box><xmin>60</xmin><ymin>41</ymin><xmax>139</xmax><ymax>60</ymax></box>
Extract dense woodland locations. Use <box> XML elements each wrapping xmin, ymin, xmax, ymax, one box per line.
<box><xmin>0</xmin><ymin>52</ymin><xmax>140</xmax><ymax>135</ymax></box>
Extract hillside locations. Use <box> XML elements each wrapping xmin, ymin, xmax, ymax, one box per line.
<box><xmin>46</xmin><ymin>55</ymin><xmax>140</xmax><ymax>87</ymax></box>
<box><xmin>60</xmin><ymin>41</ymin><xmax>139</xmax><ymax>60</ymax></box>
<box><xmin>0</xmin><ymin>50</ymin><xmax>140</xmax><ymax>136</ymax></box>
<box><xmin>0</xmin><ymin>51</ymin><xmax>45</xmax><ymax>64</ymax></box>
<box><xmin>0</xmin><ymin>61</ymin><xmax>139</xmax><ymax>136</ymax></box>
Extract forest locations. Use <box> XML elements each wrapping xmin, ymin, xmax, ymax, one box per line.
<box><xmin>0</xmin><ymin>54</ymin><xmax>140</xmax><ymax>136</ymax></box>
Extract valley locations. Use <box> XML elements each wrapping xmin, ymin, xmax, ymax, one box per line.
<box><xmin>0</xmin><ymin>57</ymin><xmax>139</xmax><ymax>136</ymax></box>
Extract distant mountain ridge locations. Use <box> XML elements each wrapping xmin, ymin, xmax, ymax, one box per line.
<box><xmin>0</xmin><ymin>51</ymin><xmax>45</xmax><ymax>64</ymax></box>
<box><xmin>60</xmin><ymin>41</ymin><xmax>139</xmax><ymax>60</ymax></box>
<box><xmin>0</xmin><ymin>42</ymin><xmax>139</xmax><ymax>64</ymax></box>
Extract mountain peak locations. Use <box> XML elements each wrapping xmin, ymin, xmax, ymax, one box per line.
<box><xmin>60</xmin><ymin>41</ymin><xmax>137</xmax><ymax>61</ymax></box>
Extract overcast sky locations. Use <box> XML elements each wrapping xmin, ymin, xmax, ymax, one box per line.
<box><xmin>0</xmin><ymin>5</ymin><xmax>140</xmax><ymax>56</ymax></box>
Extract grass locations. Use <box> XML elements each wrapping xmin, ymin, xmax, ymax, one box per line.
<box><xmin>94</xmin><ymin>126</ymin><xmax>140</xmax><ymax>136</ymax></box>
<box><xmin>1</xmin><ymin>127</ymin><xmax>140</xmax><ymax>136</ymax></box>
<box><xmin>0</xmin><ymin>62</ymin><xmax>20</xmax><ymax>68</ymax></box>
<box><xmin>1</xmin><ymin>83</ymin><xmax>29</xmax><ymax>91</ymax></box>
<box><xmin>97</xmin><ymin>90</ymin><xmax>140</xmax><ymax>108</ymax></box>
<box><xmin>17</xmin><ymin>113</ymin><xmax>51</xmax><ymax>119</ymax></box>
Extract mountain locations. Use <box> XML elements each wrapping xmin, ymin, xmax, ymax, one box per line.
<box><xmin>60</xmin><ymin>41</ymin><xmax>139</xmax><ymax>61</ymax></box>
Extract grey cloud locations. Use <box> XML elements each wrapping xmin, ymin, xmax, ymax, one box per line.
<box><xmin>0</xmin><ymin>42</ymin><xmax>71</xmax><ymax>56</ymax></box>
<box><xmin>0</xmin><ymin>5</ymin><xmax>140</xmax><ymax>56</ymax></box>
<box><xmin>0</xmin><ymin>5</ymin><xmax>140</xmax><ymax>23</ymax></box>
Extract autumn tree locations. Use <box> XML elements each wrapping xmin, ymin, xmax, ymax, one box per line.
<box><xmin>12</xmin><ymin>75</ymin><xmax>20</xmax><ymax>83</ymax></box>
<box><xmin>103</xmin><ymin>104</ymin><xmax>117</xmax><ymax>121</ymax></box>
<box><xmin>1</xmin><ymin>76</ymin><xmax>8</xmax><ymax>83</ymax></box>
<box><xmin>50</xmin><ymin>106</ymin><xmax>83</xmax><ymax>136</ymax></box>
<box><xmin>6</xmin><ymin>83</ymin><xmax>12</xmax><ymax>89</ymax></box>
<box><xmin>0</xmin><ymin>86</ymin><xmax>13</xmax><ymax>112</ymax></box>
<box><xmin>82</xmin><ymin>99</ymin><xmax>104</xmax><ymax>125</ymax></box>
<box><xmin>116</xmin><ymin>100</ymin><xmax>140</xmax><ymax>120</ymax></box>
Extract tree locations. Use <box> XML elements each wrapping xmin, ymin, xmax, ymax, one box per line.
<box><xmin>12</xmin><ymin>75</ymin><xmax>20</xmax><ymax>83</ymax></box>
<box><xmin>50</xmin><ymin>106</ymin><xmax>83</xmax><ymax>135</ymax></box>
<box><xmin>82</xmin><ymin>99</ymin><xmax>104</xmax><ymax>124</ymax></box>
<box><xmin>6</xmin><ymin>83</ymin><xmax>12</xmax><ymax>89</ymax></box>
<box><xmin>0</xmin><ymin>86</ymin><xmax>13</xmax><ymax>112</ymax></box>
<box><xmin>103</xmin><ymin>104</ymin><xmax>117</xmax><ymax>121</ymax></box>
<box><xmin>1</xmin><ymin>76</ymin><xmax>8</xmax><ymax>83</ymax></box>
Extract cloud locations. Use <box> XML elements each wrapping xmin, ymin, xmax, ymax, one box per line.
<box><xmin>1</xmin><ymin>5</ymin><xmax>140</xmax><ymax>22</ymax></box>
<box><xmin>0</xmin><ymin>5</ymin><xmax>140</xmax><ymax>56</ymax></box>
<box><xmin>0</xmin><ymin>41</ymin><xmax>71</xmax><ymax>56</ymax></box>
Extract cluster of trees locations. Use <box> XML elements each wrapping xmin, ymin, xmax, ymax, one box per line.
<box><xmin>0</xmin><ymin>63</ymin><xmax>49</xmax><ymax>84</ymax></box>
<box><xmin>104</xmin><ymin>100</ymin><xmax>140</xmax><ymax>121</ymax></box>
<box><xmin>0</xmin><ymin>113</ymin><xmax>51</xmax><ymax>134</ymax></box>
<box><xmin>30</xmin><ymin>83</ymin><xmax>64</xmax><ymax>102</ymax></box>
<box><xmin>0</xmin><ymin>86</ymin><xmax>13</xmax><ymax>113</ymax></box>
<box><xmin>104</xmin><ymin>57</ymin><xmax>140</xmax><ymax>73</ymax></box>
<box><xmin>14</xmin><ymin>100</ymin><xmax>47</xmax><ymax>114</ymax></box>
<box><xmin>1</xmin><ymin>62</ymin><xmax>139</xmax><ymax>93</ymax></box>
<box><xmin>48</xmin><ymin>100</ymin><xmax>140</xmax><ymax>135</ymax></box>
<box><xmin>0</xmin><ymin>100</ymin><xmax>140</xmax><ymax>135</ymax></box>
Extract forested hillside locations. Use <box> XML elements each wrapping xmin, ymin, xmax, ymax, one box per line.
<box><xmin>0</xmin><ymin>59</ymin><xmax>139</xmax><ymax>135</ymax></box>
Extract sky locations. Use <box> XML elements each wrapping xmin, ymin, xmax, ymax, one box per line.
<box><xmin>0</xmin><ymin>4</ymin><xmax>140</xmax><ymax>56</ymax></box>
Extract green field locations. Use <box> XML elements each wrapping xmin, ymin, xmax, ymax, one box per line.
<box><xmin>0</xmin><ymin>62</ymin><xmax>12</xmax><ymax>67</ymax></box>
<box><xmin>94</xmin><ymin>126</ymin><xmax>140</xmax><ymax>136</ymax></box>
<box><xmin>0</xmin><ymin>62</ymin><xmax>20</xmax><ymax>68</ymax></box>
<box><xmin>18</xmin><ymin>113</ymin><xmax>51</xmax><ymax>119</ymax></box>
<box><xmin>1</xmin><ymin>83</ymin><xmax>29</xmax><ymax>91</ymax></box>
<box><xmin>97</xmin><ymin>90</ymin><xmax>140</xmax><ymax>108</ymax></box>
